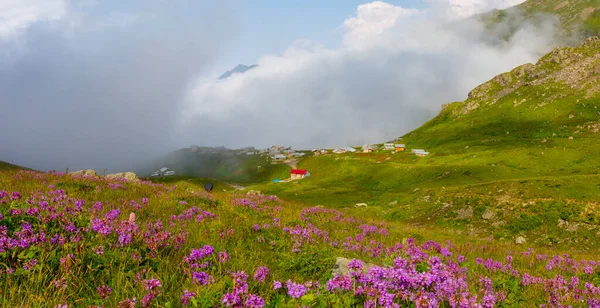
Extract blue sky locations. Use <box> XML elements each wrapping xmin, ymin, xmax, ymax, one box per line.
<box><xmin>217</xmin><ymin>0</ymin><xmax>425</xmax><ymax>74</ymax></box>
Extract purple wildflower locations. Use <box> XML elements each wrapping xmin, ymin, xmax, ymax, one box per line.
<box><xmin>253</xmin><ymin>266</ymin><xmax>269</xmax><ymax>282</ymax></box>
<box><xmin>144</xmin><ymin>278</ymin><xmax>162</xmax><ymax>291</ymax></box>
<box><xmin>286</xmin><ymin>280</ymin><xmax>307</xmax><ymax>298</ymax></box>
<box><xmin>192</xmin><ymin>271</ymin><xmax>212</xmax><ymax>285</ymax></box>
<box><xmin>97</xmin><ymin>285</ymin><xmax>112</xmax><ymax>299</ymax></box>
<box><xmin>218</xmin><ymin>251</ymin><xmax>229</xmax><ymax>263</ymax></box>
<box><xmin>181</xmin><ymin>290</ymin><xmax>196</xmax><ymax>306</ymax></box>
<box><xmin>245</xmin><ymin>294</ymin><xmax>265</xmax><ymax>308</ymax></box>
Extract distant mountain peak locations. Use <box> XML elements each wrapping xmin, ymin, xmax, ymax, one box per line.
<box><xmin>218</xmin><ymin>64</ymin><xmax>258</xmax><ymax>80</ymax></box>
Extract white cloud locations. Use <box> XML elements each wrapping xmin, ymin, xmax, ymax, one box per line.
<box><xmin>343</xmin><ymin>1</ymin><xmax>419</xmax><ymax>47</ymax></box>
<box><xmin>0</xmin><ymin>0</ymin><xmax>68</xmax><ymax>39</ymax></box>
<box><xmin>179</xmin><ymin>1</ymin><xmax>557</xmax><ymax>150</ymax></box>
<box><xmin>444</xmin><ymin>0</ymin><xmax>527</xmax><ymax>18</ymax></box>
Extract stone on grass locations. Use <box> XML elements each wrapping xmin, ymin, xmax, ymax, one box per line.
<box><xmin>70</xmin><ymin>169</ymin><xmax>98</xmax><ymax>177</ymax></box>
<box><xmin>106</xmin><ymin>172</ymin><xmax>138</xmax><ymax>182</ymax></box>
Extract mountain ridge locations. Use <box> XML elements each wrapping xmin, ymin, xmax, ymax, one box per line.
<box><xmin>218</xmin><ymin>64</ymin><xmax>258</xmax><ymax>80</ymax></box>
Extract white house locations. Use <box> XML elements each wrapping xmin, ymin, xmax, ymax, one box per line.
<box><xmin>152</xmin><ymin>167</ymin><xmax>176</xmax><ymax>176</ymax></box>
<box><xmin>411</xmin><ymin>149</ymin><xmax>430</xmax><ymax>157</ymax></box>
<box><xmin>344</xmin><ymin>147</ymin><xmax>357</xmax><ymax>153</ymax></box>
<box><xmin>272</xmin><ymin>154</ymin><xmax>286</xmax><ymax>161</ymax></box>
<box><xmin>384</xmin><ymin>143</ymin><xmax>395</xmax><ymax>150</ymax></box>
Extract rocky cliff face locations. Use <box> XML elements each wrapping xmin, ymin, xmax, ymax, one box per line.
<box><xmin>456</xmin><ymin>37</ymin><xmax>600</xmax><ymax>116</ymax></box>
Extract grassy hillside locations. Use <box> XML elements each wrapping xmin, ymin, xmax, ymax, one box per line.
<box><xmin>0</xmin><ymin>160</ymin><xmax>30</xmax><ymax>171</ymax></box>
<box><xmin>251</xmin><ymin>38</ymin><xmax>600</xmax><ymax>250</ymax></box>
<box><xmin>482</xmin><ymin>0</ymin><xmax>600</xmax><ymax>41</ymax></box>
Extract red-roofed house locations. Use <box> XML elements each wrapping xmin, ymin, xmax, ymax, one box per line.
<box><xmin>290</xmin><ymin>169</ymin><xmax>310</xmax><ymax>180</ymax></box>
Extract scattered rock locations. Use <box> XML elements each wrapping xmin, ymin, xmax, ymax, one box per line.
<box><xmin>70</xmin><ymin>169</ymin><xmax>98</xmax><ymax>177</ymax></box>
<box><xmin>389</xmin><ymin>201</ymin><xmax>398</xmax><ymax>206</ymax></box>
<box><xmin>515</xmin><ymin>236</ymin><xmax>527</xmax><ymax>245</ymax></box>
<box><xmin>541</xmin><ymin>138</ymin><xmax>547</xmax><ymax>144</ymax></box>
<box><xmin>583</xmin><ymin>36</ymin><xmax>600</xmax><ymax>46</ymax></box>
<box><xmin>569</xmin><ymin>114</ymin><xmax>574</xmax><ymax>119</ymax></box>
<box><xmin>246</xmin><ymin>190</ymin><xmax>263</xmax><ymax>197</ymax></box>
<box><xmin>332</xmin><ymin>257</ymin><xmax>376</xmax><ymax>276</ymax></box>
<box><xmin>568</xmin><ymin>136</ymin><xmax>574</xmax><ymax>140</ymax></box>
<box><xmin>558</xmin><ymin>219</ymin><xmax>581</xmax><ymax>232</ymax></box>
<box><xmin>482</xmin><ymin>209</ymin><xmax>496</xmax><ymax>220</ymax></box>
<box><xmin>491</xmin><ymin>221</ymin><xmax>505</xmax><ymax>228</ymax></box>
<box><xmin>457</xmin><ymin>207</ymin><xmax>474</xmax><ymax>219</ymax></box>
<box><xmin>355</xmin><ymin>203</ymin><xmax>368</xmax><ymax>207</ymax></box>
<box><xmin>106</xmin><ymin>172</ymin><xmax>138</xmax><ymax>181</ymax></box>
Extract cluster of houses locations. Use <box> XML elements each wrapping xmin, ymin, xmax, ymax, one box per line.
<box><xmin>266</xmin><ymin>145</ymin><xmax>306</xmax><ymax>161</ymax></box>
<box><xmin>186</xmin><ymin>142</ymin><xmax>429</xmax><ymax>164</ymax></box>
<box><xmin>332</xmin><ymin>147</ymin><xmax>357</xmax><ymax>154</ymax></box>
<box><xmin>150</xmin><ymin>167</ymin><xmax>176</xmax><ymax>177</ymax></box>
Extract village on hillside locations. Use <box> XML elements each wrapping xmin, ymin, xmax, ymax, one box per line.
<box><xmin>162</xmin><ymin>141</ymin><xmax>431</xmax><ymax>182</ymax></box>
<box><xmin>259</xmin><ymin>139</ymin><xmax>430</xmax><ymax>182</ymax></box>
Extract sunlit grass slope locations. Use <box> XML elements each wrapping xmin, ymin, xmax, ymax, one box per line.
<box><xmin>251</xmin><ymin>38</ymin><xmax>600</xmax><ymax>250</ymax></box>
<box><xmin>2</xmin><ymin>167</ymin><xmax>600</xmax><ymax>306</ymax></box>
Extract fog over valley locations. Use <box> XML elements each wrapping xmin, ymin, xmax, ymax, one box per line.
<box><xmin>0</xmin><ymin>0</ymin><xmax>563</xmax><ymax>172</ymax></box>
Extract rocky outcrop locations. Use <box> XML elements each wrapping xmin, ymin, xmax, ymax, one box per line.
<box><xmin>105</xmin><ymin>172</ymin><xmax>138</xmax><ymax>182</ymax></box>
<box><xmin>457</xmin><ymin>37</ymin><xmax>600</xmax><ymax>115</ymax></box>
<box><xmin>457</xmin><ymin>207</ymin><xmax>474</xmax><ymax>219</ymax></box>
<box><xmin>332</xmin><ymin>257</ymin><xmax>376</xmax><ymax>276</ymax></box>
<box><xmin>482</xmin><ymin>209</ymin><xmax>496</xmax><ymax>220</ymax></box>
<box><xmin>70</xmin><ymin>169</ymin><xmax>98</xmax><ymax>177</ymax></box>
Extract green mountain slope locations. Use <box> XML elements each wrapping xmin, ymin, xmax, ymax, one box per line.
<box><xmin>483</xmin><ymin>0</ymin><xmax>600</xmax><ymax>41</ymax></box>
<box><xmin>407</xmin><ymin>37</ymin><xmax>600</xmax><ymax>150</ymax></box>
<box><xmin>251</xmin><ymin>38</ymin><xmax>600</xmax><ymax>249</ymax></box>
<box><xmin>519</xmin><ymin>0</ymin><xmax>600</xmax><ymax>33</ymax></box>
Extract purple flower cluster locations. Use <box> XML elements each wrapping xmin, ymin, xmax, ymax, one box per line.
<box><xmin>253</xmin><ymin>266</ymin><xmax>269</xmax><ymax>282</ymax></box>
<box><xmin>181</xmin><ymin>290</ymin><xmax>196</xmax><ymax>305</ymax></box>
<box><xmin>222</xmin><ymin>271</ymin><xmax>265</xmax><ymax>308</ymax></box>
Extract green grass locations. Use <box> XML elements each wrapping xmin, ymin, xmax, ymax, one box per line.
<box><xmin>142</xmin><ymin>175</ymin><xmax>235</xmax><ymax>192</ymax></box>
<box><xmin>0</xmin><ymin>161</ymin><xmax>29</xmax><ymax>171</ymax></box>
<box><xmin>3</xmin><ymin>168</ymin><xmax>600</xmax><ymax>306</ymax></box>
<box><xmin>480</xmin><ymin>0</ymin><xmax>600</xmax><ymax>43</ymax></box>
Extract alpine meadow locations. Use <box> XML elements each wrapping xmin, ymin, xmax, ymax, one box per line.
<box><xmin>3</xmin><ymin>0</ymin><xmax>600</xmax><ymax>307</ymax></box>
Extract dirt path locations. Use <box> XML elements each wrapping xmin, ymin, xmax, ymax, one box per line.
<box><xmin>226</xmin><ymin>182</ymin><xmax>246</xmax><ymax>190</ymax></box>
<box><xmin>286</xmin><ymin>160</ymin><xmax>299</xmax><ymax>169</ymax></box>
